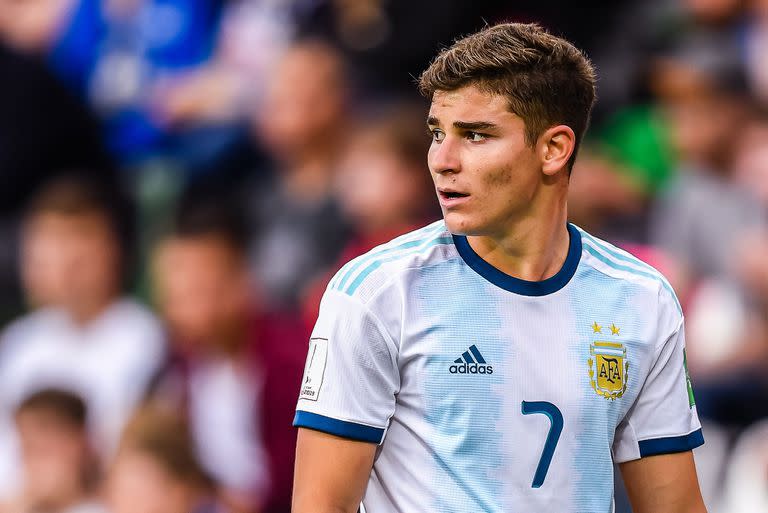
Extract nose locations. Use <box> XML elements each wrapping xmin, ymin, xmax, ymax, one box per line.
<box><xmin>428</xmin><ymin>136</ymin><xmax>461</xmax><ymax>175</ymax></box>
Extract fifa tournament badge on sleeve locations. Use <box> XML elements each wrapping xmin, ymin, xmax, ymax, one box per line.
<box><xmin>300</xmin><ymin>338</ymin><xmax>328</xmax><ymax>401</ymax></box>
<box><xmin>588</xmin><ymin>322</ymin><xmax>629</xmax><ymax>400</ymax></box>
<box><xmin>684</xmin><ymin>348</ymin><xmax>695</xmax><ymax>408</ymax></box>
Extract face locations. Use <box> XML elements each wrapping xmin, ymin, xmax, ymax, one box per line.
<box><xmin>0</xmin><ymin>0</ymin><xmax>68</xmax><ymax>52</ymax></box>
<box><xmin>16</xmin><ymin>410</ymin><xmax>88</xmax><ymax>507</ymax></box>
<box><xmin>106</xmin><ymin>450</ymin><xmax>195</xmax><ymax>513</ymax></box>
<box><xmin>21</xmin><ymin>212</ymin><xmax>120</xmax><ymax>309</ymax></box>
<box><xmin>257</xmin><ymin>44</ymin><xmax>345</xmax><ymax>158</ymax></box>
<box><xmin>733</xmin><ymin>121</ymin><xmax>768</xmax><ymax>205</ymax></box>
<box><xmin>427</xmin><ymin>85</ymin><xmax>543</xmax><ymax>237</ymax></box>
<box><xmin>336</xmin><ymin>132</ymin><xmax>428</xmax><ymax>230</ymax></box>
<box><xmin>152</xmin><ymin>237</ymin><xmax>249</xmax><ymax>349</ymax></box>
<box><xmin>664</xmin><ymin>93</ymin><xmax>744</xmax><ymax>167</ymax></box>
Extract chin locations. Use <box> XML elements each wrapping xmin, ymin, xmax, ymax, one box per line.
<box><xmin>443</xmin><ymin>212</ymin><xmax>484</xmax><ymax>236</ymax></box>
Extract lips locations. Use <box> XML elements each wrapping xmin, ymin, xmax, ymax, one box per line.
<box><xmin>437</xmin><ymin>188</ymin><xmax>470</xmax><ymax>207</ymax></box>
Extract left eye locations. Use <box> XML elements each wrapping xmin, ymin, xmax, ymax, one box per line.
<box><xmin>467</xmin><ymin>132</ymin><xmax>486</xmax><ymax>142</ymax></box>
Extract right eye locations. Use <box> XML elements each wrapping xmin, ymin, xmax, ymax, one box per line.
<box><xmin>430</xmin><ymin>129</ymin><xmax>445</xmax><ymax>143</ymax></box>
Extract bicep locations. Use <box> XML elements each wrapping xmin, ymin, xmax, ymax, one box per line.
<box><xmin>292</xmin><ymin>427</ymin><xmax>377</xmax><ymax>513</ymax></box>
<box><xmin>619</xmin><ymin>451</ymin><xmax>707</xmax><ymax>513</ymax></box>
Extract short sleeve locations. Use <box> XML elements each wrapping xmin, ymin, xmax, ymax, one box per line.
<box><xmin>613</xmin><ymin>317</ymin><xmax>704</xmax><ymax>462</ymax></box>
<box><xmin>293</xmin><ymin>290</ymin><xmax>400</xmax><ymax>444</ymax></box>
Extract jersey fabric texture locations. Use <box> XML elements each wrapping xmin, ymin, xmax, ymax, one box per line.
<box><xmin>294</xmin><ymin>220</ymin><xmax>704</xmax><ymax>513</ymax></box>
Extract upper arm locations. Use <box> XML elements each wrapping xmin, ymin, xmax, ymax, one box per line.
<box><xmin>292</xmin><ymin>289</ymin><xmax>400</xmax><ymax>510</ymax></box>
<box><xmin>614</xmin><ymin>293</ymin><xmax>706</xmax><ymax>512</ymax></box>
<box><xmin>619</xmin><ymin>451</ymin><xmax>706</xmax><ymax>513</ymax></box>
<box><xmin>293</xmin><ymin>428</ymin><xmax>377</xmax><ymax>513</ymax></box>
<box><xmin>613</xmin><ymin>309</ymin><xmax>703</xmax><ymax>463</ymax></box>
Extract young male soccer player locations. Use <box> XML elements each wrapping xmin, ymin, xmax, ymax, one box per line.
<box><xmin>292</xmin><ymin>23</ymin><xmax>706</xmax><ymax>513</ymax></box>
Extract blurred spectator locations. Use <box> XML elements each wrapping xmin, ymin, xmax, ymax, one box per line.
<box><xmin>0</xmin><ymin>389</ymin><xmax>104</xmax><ymax>513</ymax></box>
<box><xmin>303</xmin><ymin>104</ymin><xmax>438</xmax><ymax>322</ymax></box>
<box><xmin>731</xmin><ymin>115</ymin><xmax>768</xmax><ymax>209</ymax></box>
<box><xmin>742</xmin><ymin>0</ymin><xmax>768</xmax><ymax>106</ymax></box>
<box><xmin>151</xmin><ymin>200</ymin><xmax>306</xmax><ymax>513</ymax></box>
<box><xmin>719</xmin><ymin>419</ymin><xmax>768</xmax><ymax>512</ymax></box>
<box><xmin>105</xmin><ymin>405</ymin><xmax>226</xmax><ymax>513</ymax></box>
<box><xmin>570</xmin><ymin>0</ymin><xmax>749</xmax><ymax>244</ymax></box>
<box><xmin>334</xmin><ymin>105</ymin><xmax>436</xmax><ymax>241</ymax></box>
<box><xmin>568</xmin><ymin>148</ymin><xmax>650</xmax><ymax>243</ymax></box>
<box><xmin>648</xmin><ymin>48</ymin><xmax>768</xmax><ymax>428</ymax></box>
<box><xmin>559</xmin><ymin>104</ymin><xmax>673</xmax><ymax>242</ymax></box>
<box><xmin>649</xmin><ymin>52</ymin><xmax>762</xmax><ymax>284</ymax></box>
<box><xmin>0</xmin><ymin>0</ymin><xmax>73</xmax><ymax>53</ymax></box>
<box><xmin>0</xmin><ymin>37</ymin><xmax>112</xmax><ymax>322</ymax></box>
<box><xmin>0</xmin><ymin>176</ymin><xmax>165</xmax><ymax>499</ymax></box>
<box><xmin>40</xmin><ymin>0</ymin><xmax>233</xmax><ymax>169</ymax></box>
<box><xmin>156</xmin><ymin>0</ymin><xmax>296</xmax><ymax>127</ymax></box>
<box><xmin>731</xmin><ymin>116</ymin><xmax>768</xmax><ymax>304</ymax></box>
<box><xmin>596</xmin><ymin>105</ymin><xmax>677</xmax><ymax>195</ymax></box>
<box><xmin>247</xmin><ymin>38</ymin><xmax>352</xmax><ymax>308</ymax></box>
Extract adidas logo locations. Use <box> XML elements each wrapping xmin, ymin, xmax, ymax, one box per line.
<box><xmin>449</xmin><ymin>345</ymin><xmax>493</xmax><ymax>374</ymax></box>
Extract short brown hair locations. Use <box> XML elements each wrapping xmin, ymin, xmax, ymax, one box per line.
<box><xmin>24</xmin><ymin>174</ymin><xmax>132</xmax><ymax>253</ymax></box>
<box><xmin>118</xmin><ymin>406</ymin><xmax>210</xmax><ymax>488</ymax></box>
<box><xmin>15</xmin><ymin>388</ymin><xmax>87</xmax><ymax>429</ymax></box>
<box><xmin>419</xmin><ymin>22</ymin><xmax>597</xmax><ymax>170</ymax></box>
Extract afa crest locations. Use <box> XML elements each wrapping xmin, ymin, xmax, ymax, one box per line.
<box><xmin>588</xmin><ymin>339</ymin><xmax>629</xmax><ymax>400</ymax></box>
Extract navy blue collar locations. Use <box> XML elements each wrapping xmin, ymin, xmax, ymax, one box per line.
<box><xmin>452</xmin><ymin>223</ymin><xmax>582</xmax><ymax>296</ymax></box>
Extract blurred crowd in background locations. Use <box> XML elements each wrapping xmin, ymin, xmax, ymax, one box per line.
<box><xmin>0</xmin><ymin>0</ymin><xmax>766</xmax><ymax>511</ymax></box>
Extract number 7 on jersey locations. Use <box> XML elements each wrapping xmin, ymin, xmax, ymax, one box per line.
<box><xmin>521</xmin><ymin>401</ymin><xmax>564</xmax><ymax>488</ymax></box>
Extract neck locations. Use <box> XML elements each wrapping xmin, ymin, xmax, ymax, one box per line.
<box><xmin>283</xmin><ymin>151</ymin><xmax>338</xmax><ymax>203</ymax></box>
<box><xmin>67</xmin><ymin>292</ymin><xmax>117</xmax><ymax>326</ymax></box>
<box><xmin>467</xmin><ymin>200</ymin><xmax>570</xmax><ymax>282</ymax></box>
<box><xmin>209</xmin><ymin>318</ymin><xmax>249</xmax><ymax>360</ymax></box>
<box><xmin>25</xmin><ymin>483</ymin><xmax>89</xmax><ymax>513</ymax></box>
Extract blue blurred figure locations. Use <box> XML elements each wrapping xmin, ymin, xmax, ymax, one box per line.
<box><xmin>48</xmin><ymin>0</ymin><xmax>225</xmax><ymax>168</ymax></box>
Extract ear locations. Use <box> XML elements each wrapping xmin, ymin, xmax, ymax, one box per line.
<box><xmin>538</xmin><ymin>125</ymin><xmax>576</xmax><ymax>176</ymax></box>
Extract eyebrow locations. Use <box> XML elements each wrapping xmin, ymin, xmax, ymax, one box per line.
<box><xmin>426</xmin><ymin>116</ymin><xmax>498</xmax><ymax>131</ymax></box>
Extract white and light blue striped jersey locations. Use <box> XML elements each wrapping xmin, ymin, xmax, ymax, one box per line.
<box><xmin>294</xmin><ymin>220</ymin><xmax>703</xmax><ymax>513</ymax></box>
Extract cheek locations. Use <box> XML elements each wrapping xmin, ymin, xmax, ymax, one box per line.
<box><xmin>484</xmin><ymin>147</ymin><xmax>538</xmax><ymax>189</ymax></box>
<box><xmin>483</xmin><ymin>166</ymin><xmax>515</xmax><ymax>187</ymax></box>
<box><xmin>473</xmin><ymin>156</ymin><xmax>517</xmax><ymax>194</ymax></box>
<box><xmin>474</xmin><ymin>159</ymin><xmax>538</xmax><ymax>216</ymax></box>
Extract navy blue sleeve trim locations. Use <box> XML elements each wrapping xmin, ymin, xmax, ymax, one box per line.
<box><xmin>452</xmin><ymin>223</ymin><xmax>582</xmax><ymax>296</ymax></box>
<box><xmin>638</xmin><ymin>428</ymin><xmax>704</xmax><ymax>457</ymax></box>
<box><xmin>293</xmin><ymin>411</ymin><xmax>384</xmax><ymax>444</ymax></box>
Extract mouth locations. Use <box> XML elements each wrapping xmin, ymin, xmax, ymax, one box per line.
<box><xmin>437</xmin><ymin>188</ymin><xmax>470</xmax><ymax>207</ymax></box>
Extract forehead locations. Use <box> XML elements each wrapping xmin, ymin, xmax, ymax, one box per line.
<box><xmin>156</xmin><ymin>236</ymin><xmax>242</xmax><ymax>270</ymax></box>
<box><xmin>428</xmin><ymin>85</ymin><xmax>515</xmax><ymax>122</ymax></box>
<box><xmin>26</xmin><ymin>211</ymin><xmax>112</xmax><ymax>236</ymax></box>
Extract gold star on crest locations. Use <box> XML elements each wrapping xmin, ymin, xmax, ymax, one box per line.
<box><xmin>610</xmin><ymin>323</ymin><xmax>620</xmax><ymax>335</ymax></box>
<box><xmin>592</xmin><ymin>321</ymin><xmax>602</xmax><ymax>333</ymax></box>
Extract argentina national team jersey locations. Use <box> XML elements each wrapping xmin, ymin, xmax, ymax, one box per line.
<box><xmin>294</xmin><ymin>220</ymin><xmax>704</xmax><ymax>512</ymax></box>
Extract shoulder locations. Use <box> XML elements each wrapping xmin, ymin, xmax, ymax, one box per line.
<box><xmin>0</xmin><ymin>308</ymin><xmax>69</xmax><ymax>372</ymax></box>
<box><xmin>575</xmin><ymin>225</ymin><xmax>682</xmax><ymax>319</ymax></box>
<box><xmin>94</xmin><ymin>299</ymin><xmax>166</xmax><ymax>360</ymax></box>
<box><xmin>1</xmin><ymin>307</ymin><xmax>64</xmax><ymax>343</ymax></box>
<box><xmin>102</xmin><ymin>298</ymin><xmax>163</xmax><ymax>334</ymax></box>
<box><xmin>326</xmin><ymin>220</ymin><xmax>457</xmax><ymax>303</ymax></box>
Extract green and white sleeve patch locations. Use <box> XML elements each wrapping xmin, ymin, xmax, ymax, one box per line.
<box><xmin>684</xmin><ymin>348</ymin><xmax>695</xmax><ymax>408</ymax></box>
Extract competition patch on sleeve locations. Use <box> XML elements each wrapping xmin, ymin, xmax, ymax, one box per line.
<box><xmin>684</xmin><ymin>348</ymin><xmax>695</xmax><ymax>408</ymax></box>
<box><xmin>299</xmin><ymin>338</ymin><xmax>328</xmax><ymax>401</ymax></box>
